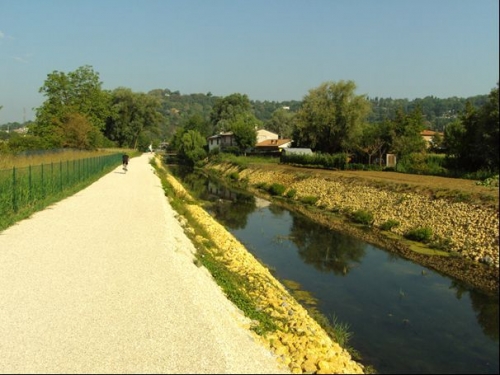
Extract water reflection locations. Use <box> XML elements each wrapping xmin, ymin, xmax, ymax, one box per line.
<box><xmin>207</xmin><ymin>182</ymin><xmax>256</xmax><ymax>230</ymax></box>
<box><xmin>290</xmin><ymin>214</ymin><xmax>366</xmax><ymax>276</ymax></box>
<box><xmin>170</xmin><ymin>166</ymin><xmax>499</xmax><ymax>374</ymax></box>
<box><xmin>470</xmin><ymin>291</ymin><xmax>499</xmax><ymax>341</ymax></box>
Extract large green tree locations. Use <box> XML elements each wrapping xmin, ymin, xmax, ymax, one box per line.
<box><xmin>265</xmin><ymin>107</ymin><xmax>296</xmax><ymax>139</ymax></box>
<box><xmin>389</xmin><ymin>106</ymin><xmax>427</xmax><ymax>157</ymax></box>
<box><xmin>230</xmin><ymin>113</ymin><xmax>260</xmax><ymax>155</ymax></box>
<box><xmin>104</xmin><ymin>88</ymin><xmax>164</xmax><ymax>149</ymax></box>
<box><xmin>445</xmin><ymin>84</ymin><xmax>499</xmax><ymax>172</ymax></box>
<box><xmin>32</xmin><ymin>65</ymin><xmax>110</xmax><ymax>148</ymax></box>
<box><xmin>294</xmin><ymin>81</ymin><xmax>371</xmax><ymax>153</ymax></box>
<box><xmin>356</xmin><ymin>121</ymin><xmax>390</xmax><ymax>165</ymax></box>
<box><xmin>182</xmin><ymin>113</ymin><xmax>210</xmax><ymax>138</ymax></box>
<box><xmin>54</xmin><ymin>112</ymin><xmax>104</xmax><ymax>150</ymax></box>
<box><xmin>443</xmin><ymin>118</ymin><xmax>466</xmax><ymax>161</ymax></box>
<box><xmin>170</xmin><ymin>114</ymin><xmax>210</xmax><ymax>154</ymax></box>
<box><xmin>209</xmin><ymin>93</ymin><xmax>253</xmax><ymax>134</ymax></box>
<box><xmin>177</xmin><ymin>130</ymin><xmax>207</xmax><ymax>165</ymax></box>
<box><xmin>473</xmin><ymin>84</ymin><xmax>499</xmax><ymax>172</ymax></box>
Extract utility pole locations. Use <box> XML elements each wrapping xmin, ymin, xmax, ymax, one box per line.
<box><xmin>23</xmin><ymin>107</ymin><xmax>26</xmax><ymax>124</ymax></box>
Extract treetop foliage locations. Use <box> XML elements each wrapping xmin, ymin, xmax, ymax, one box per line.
<box><xmin>294</xmin><ymin>80</ymin><xmax>371</xmax><ymax>153</ymax></box>
<box><xmin>0</xmin><ymin>64</ymin><xmax>496</xmax><ymax>175</ymax></box>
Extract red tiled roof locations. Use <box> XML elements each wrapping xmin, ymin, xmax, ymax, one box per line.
<box><xmin>420</xmin><ymin>130</ymin><xmax>443</xmax><ymax>136</ymax></box>
<box><xmin>255</xmin><ymin>139</ymin><xmax>292</xmax><ymax>147</ymax></box>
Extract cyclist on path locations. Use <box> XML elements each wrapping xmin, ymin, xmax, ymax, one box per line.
<box><xmin>122</xmin><ymin>154</ymin><xmax>129</xmax><ymax>171</ymax></box>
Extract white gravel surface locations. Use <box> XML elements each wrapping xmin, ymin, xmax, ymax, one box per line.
<box><xmin>0</xmin><ymin>153</ymin><xmax>289</xmax><ymax>374</ymax></box>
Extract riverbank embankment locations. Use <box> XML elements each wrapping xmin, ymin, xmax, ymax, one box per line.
<box><xmin>158</xmin><ymin>160</ymin><xmax>366</xmax><ymax>374</ymax></box>
<box><xmin>204</xmin><ymin>162</ymin><xmax>499</xmax><ymax>294</ymax></box>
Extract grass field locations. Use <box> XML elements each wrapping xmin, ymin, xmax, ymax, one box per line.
<box><xmin>0</xmin><ymin>148</ymin><xmax>136</xmax><ymax>170</ymax></box>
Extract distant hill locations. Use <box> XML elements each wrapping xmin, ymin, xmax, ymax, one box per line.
<box><xmin>1</xmin><ymin>91</ymin><xmax>488</xmax><ymax>136</ymax></box>
<box><xmin>147</xmin><ymin>89</ymin><xmax>488</xmax><ymax>137</ymax></box>
<box><xmin>366</xmin><ymin>95</ymin><xmax>488</xmax><ymax>131</ymax></box>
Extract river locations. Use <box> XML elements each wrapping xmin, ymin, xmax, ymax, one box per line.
<box><xmin>170</xmin><ymin>166</ymin><xmax>499</xmax><ymax>374</ymax></box>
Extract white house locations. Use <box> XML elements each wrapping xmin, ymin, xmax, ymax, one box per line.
<box><xmin>256</xmin><ymin>129</ymin><xmax>279</xmax><ymax>144</ymax></box>
<box><xmin>207</xmin><ymin>131</ymin><xmax>236</xmax><ymax>152</ymax></box>
<box><xmin>208</xmin><ymin>129</ymin><xmax>281</xmax><ymax>153</ymax></box>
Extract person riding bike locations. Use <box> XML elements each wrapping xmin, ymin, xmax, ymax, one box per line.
<box><xmin>122</xmin><ymin>154</ymin><xmax>129</xmax><ymax>171</ymax></box>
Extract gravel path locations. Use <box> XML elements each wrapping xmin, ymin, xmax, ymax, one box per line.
<box><xmin>0</xmin><ymin>153</ymin><xmax>289</xmax><ymax>374</ymax></box>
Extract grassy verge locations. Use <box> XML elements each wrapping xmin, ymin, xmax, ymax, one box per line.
<box><xmin>151</xmin><ymin>158</ymin><xmax>280</xmax><ymax>336</ymax></box>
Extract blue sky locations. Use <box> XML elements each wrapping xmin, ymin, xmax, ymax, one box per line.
<box><xmin>1</xmin><ymin>0</ymin><xmax>498</xmax><ymax>124</ymax></box>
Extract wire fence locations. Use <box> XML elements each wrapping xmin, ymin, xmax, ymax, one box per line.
<box><xmin>0</xmin><ymin>153</ymin><xmax>122</xmax><ymax>218</ymax></box>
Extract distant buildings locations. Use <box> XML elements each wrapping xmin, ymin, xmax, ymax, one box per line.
<box><xmin>420</xmin><ymin>130</ymin><xmax>444</xmax><ymax>149</ymax></box>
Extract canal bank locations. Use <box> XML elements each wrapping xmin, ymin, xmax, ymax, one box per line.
<box><xmin>157</xmin><ymin>158</ymin><xmax>498</xmax><ymax>374</ymax></box>
<box><xmin>202</xmin><ymin>161</ymin><xmax>499</xmax><ymax>295</ymax></box>
<box><xmin>153</xmin><ymin>157</ymin><xmax>366</xmax><ymax>374</ymax></box>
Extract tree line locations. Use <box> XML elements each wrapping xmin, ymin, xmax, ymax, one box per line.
<box><xmin>0</xmin><ymin>65</ymin><xmax>497</xmax><ymax>177</ymax></box>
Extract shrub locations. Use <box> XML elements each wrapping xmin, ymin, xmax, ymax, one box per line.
<box><xmin>255</xmin><ymin>182</ymin><xmax>268</xmax><ymax>190</ymax></box>
<box><xmin>331</xmin><ymin>205</ymin><xmax>342</xmax><ymax>213</ymax></box>
<box><xmin>300</xmin><ymin>196</ymin><xmax>319</xmax><ymax>205</ymax></box>
<box><xmin>281</xmin><ymin>152</ymin><xmax>349</xmax><ymax>170</ymax></box>
<box><xmin>476</xmin><ymin>175</ymin><xmax>499</xmax><ymax>187</ymax></box>
<box><xmin>350</xmin><ymin>209</ymin><xmax>374</xmax><ymax>226</ymax></box>
<box><xmin>224</xmin><ymin>146</ymin><xmax>241</xmax><ymax>155</ymax></box>
<box><xmin>346</xmin><ymin>163</ymin><xmax>366</xmax><ymax>171</ymax></box>
<box><xmin>397</xmin><ymin>153</ymin><xmax>448</xmax><ymax>176</ymax></box>
<box><xmin>453</xmin><ymin>191</ymin><xmax>472</xmax><ymax>203</ymax></box>
<box><xmin>228</xmin><ymin>171</ymin><xmax>239</xmax><ymax>181</ymax></box>
<box><xmin>268</xmin><ymin>183</ymin><xmax>286</xmax><ymax>196</ymax></box>
<box><xmin>208</xmin><ymin>148</ymin><xmax>223</xmax><ymax>163</ymax></box>
<box><xmin>404</xmin><ymin>227</ymin><xmax>433</xmax><ymax>243</ymax></box>
<box><xmin>429</xmin><ymin>235</ymin><xmax>452</xmax><ymax>251</ymax></box>
<box><xmin>379</xmin><ymin>219</ymin><xmax>400</xmax><ymax>231</ymax></box>
<box><xmin>285</xmin><ymin>188</ymin><xmax>297</xmax><ymax>198</ymax></box>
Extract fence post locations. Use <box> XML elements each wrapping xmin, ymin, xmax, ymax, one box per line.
<box><xmin>28</xmin><ymin>165</ymin><xmax>32</xmax><ymax>203</ymax></box>
<box><xmin>59</xmin><ymin>161</ymin><xmax>63</xmax><ymax>192</ymax></box>
<box><xmin>12</xmin><ymin>167</ymin><xmax>17</xmax><ymax>212</ymax></box>
<box><xmin>41</xmin><ymin>163</ymin><xmax>45</xmax><ymax>198</ymax></box>
<box><xmin>51</xmin><ymin>162</ymin><xmax>54</xmax><ymax>195</ymax></box>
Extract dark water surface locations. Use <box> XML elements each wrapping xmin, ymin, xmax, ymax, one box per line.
<box><xmin>171</xmin><ymin>167</ymin><xmax>499</xmax><ymax>374</ymax></box>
